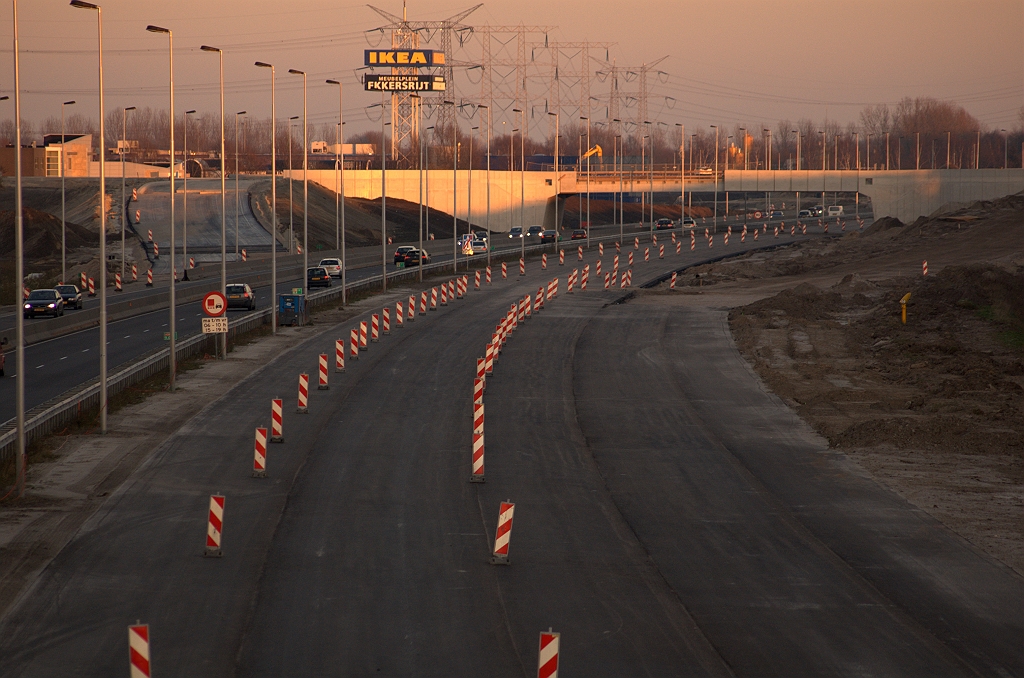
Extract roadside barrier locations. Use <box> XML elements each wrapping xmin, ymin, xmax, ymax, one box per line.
<box><xmin>525</xmin><ymin>294</ymin><xmax>533</xmax><ymax>318</ymax></box>
<box><xmin>440</xmin><ymin>284</ymin><xmax>447</xmax><ymax>306</ymax></box>
<box><xmin>754</xmin><ymin>229</ymin><xmax>759</xmax><ymax>241</ymax></box>
<box><xmin>502</xmin><ymin>262</ymin><xmax>508</xmax><ymax>279</ymax></box>
<box><xmin>448</xmin><ymin>280</ymin><xmax>455</xmax><ymax>301</ymax></box>
<box><xmin>610</xmin><ymin>272</ymin><xmax>617</xmax><ymax>287</ymax></box>
<box><xmin>644</xmin><ymin>248</ymin><xmax>650</xmax><ymax>262</ymax></box>
<box><xmin>475</xmin><ymin>270</ymin><xmax>481</xmax><ymax>289</ymax></box>
<box><xmin>318</xmin><ymin>354</ymin><xmax>329</xmax><ymax>390</ymax></box>
<box><xmin>419</xmin><ymin>291</ymin><xmax>428</xmax><ymax>315</ymax></box>
<box><xmin>253</xmin><ymin>427</ymin><xmax>268</xmax><ymax>477</ymax></box>
<box><xmin>350</xmin><ymin>329</ymin><xmax>359</xmax><ymax>361</ymax></box>
<box><xmin>296</xmin><ymin>374</ymin><xmax>309</xmax><ymax>413</ymax></box>
<box><xmin>724</xmin><ymin>232</ymin><xmax>730</xmax><ymax>246</ymax></box>
<box><xmin>474</xmin><ymin>377</ymin><xmax>484</xmax><ymax>405</ymax></box>
<box><xmin>615</xmin><ymin>242</ymin><xmax>620</xmax><ymax>253</ymax></box>
<box><xmin>129</xmin><ymin>624</ymin><xmax>152</xmax><ymax>678</ymax></box>
<box><xmin>676</xmin><ymin>241</ymin><xmax>682</xmax><ymax>254</ymax></box>
<box><xmin>431</xmin><ymin>286</ymin><xmax>439</xmax><ymax>309</ymax></box>
<box><xmin>604</xmin><ymin>272</ymin><xmax>610</xmax><ymax>289</ymax></box>
<box><xmin>578</xmin><ymin>245</ymin><xmax>583</xmax><ymax>261</ymax></box>
<box><xmin>240</xmin><ymin>248</ymin><xmax>246</xmax><ymax>262</ymax></box>
<box><xmin>154</xmin><ymin>243</ymin><xmax>160</xmax><ymax>257</ymax></box>
<box><xmin>371</xmin><ymin>314</ymin><xmax>380</xmax><ymax>343</ymax></box>
<box><xmin>146</xmin><ymin>268</ymin><xmax>153</xmax><ymax>286</ymax></box>
<box><xmin>358</xmin><ymin>321</ymin><xmax>368</xmax><ymax>350</ymax></box>
<box><xmin>670</xmin><ymin>272</ymin><xmax>677</xmax><ymax>289</ymax></box>
<box><xmin>520</xmin><ymin>257</ymin><xmax>526</xmax><ymax>276</ymax></box>
<box><xmin>88</xmin><ymin>277</ymin><xmax>96</xmax><ymax>297</ymax></box>
<box><xmin>634</xmin><ymin>236</ymin><xmax>639</xmax><ymax>249</ymax></box>
<box><xmin>568</xmin><ymin>269</ymin><xmax>576</xmax><ymax>294</ymax></box>
<box><xmin>690</xmin><ymin>232</ymin><xmax>695</xmax><ymax>250</ymax></box>
<box><xmin>659</xmin><ymin>244</ymin><xmax>664</xmax><ymax>259</ymax></box>
<box><xmin>270</xmin><ymin>398</ymin><xmax>284</xmax><ymax>442</ymax></box>
<box><xmin>115</xmin><ymin>273</ymin><xmax>123</xmax><ymax>292</ymax></box>
<box><xmin>581</xmin><ymin>265</ymin><xmax>589</xmax><ymax>290</ymax></box>
<box><xmin>536</xmin><ymin>286</ymin><xmax>545</xmax><ymax>311</ymax></box>
<box><xmin>485</xmin><ymin>342</ymin><xmax>494</xmax><ymax>374</ymax></box>
<box><xmin>471</xmin><ymin>432</ymin><xmax>485</xmax><ymax>483</ymax></box>
<box><xmin>538</xmin><ymin>631</ymin><xmax>560</xmax><ymax>678</ymax></box>
<box><xmin>559</xmin><ymin>249</ymin><xmax>565</xmax><ymax>265</ymax></box>
<box><xmin>542</xmin><ymin>253</ymin><xmax>547</xmax><ymax>269</ymax></box>
<box><xmin>189</xmin><ymin>257</ymin><xmax>195</xmax><ymax>270</ymax></box>
<box><xmin>628</xmin><ymin>252</ymin><xmax>634</xmax><ymax>267</ymax></box>
<box><xmin>489</xmin><ymin>501</ymin><xmax>515</xmax><ymax>565</ymax></box>
<box><xmin>923</xmin><ymin>260</ymin><xmax>928</xmax><ymax>276</ymax></box>
<box><xmin>709</xmin><ymin>235</ymin><xmax>714</xmax><ymax>249</ymax></box>
<box><xmin>131</xmin><ymin>264</ymin><xmax>138</xmax><ymax>282</ymax></box>
<box><xmin>474</xmin><ymin>401</ymin><xmax>484</xmax><ymax>434</ymax></box>
<box><xmin>408</xmin><ymin>295</ymin><xmax>416</xmax><ymax>321</ymax></box>
<box><xmin>486</xmin><ymin>266</ymin><xmax>492</xmax><ymax>284</ymax></box>
<box><xmin>596</xmin><ymin>259</ymin><xmax>602</xmax><ymax>276</ymax></box>
<box><xmin>382</xmin><ymin>307</ymin><xmax>390</xmax><ymax>335</ymax></box>
<box><xmin>335</xmin><ymin>339</ymin><xmax>345</xmax><ymax>373</ymax></box>
<box><xmin>205</xmin><ymin>495</ymin><xmax>224</xmax><ymax>557</ymax></box>
<box><xmin>476</xmin><ymin>358</ymin><xmax>486</xmax><ymax>384</ymax></box>
<box><xmin>599</xmin><ymin>242</ymin><xmax>604</xmax><ymax>256</ymax></box>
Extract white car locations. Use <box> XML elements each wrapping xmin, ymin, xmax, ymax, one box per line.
<box><xmin>470</xmin><ymin>239</ymin><xmax>488</xmax><ymax>254</ymax></box>
<box><xmin>681</xmin><ymin>217</ymin><xmax>697</xmax><ymax>228</ymax></box>
<box><xmin>827</xmin><ymin>205</ymin><xmax>844</xmax><ymax>217</ymax></box>
<box><xmin>318</xmin><ymin>258</ymin><xmax>342</xmax><ymax>278</ymax></box>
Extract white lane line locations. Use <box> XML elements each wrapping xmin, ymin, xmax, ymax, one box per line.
<box><xmin>60</xmin><ymin>356</ymin><xmax>67</xmax><ymax>360</ymax></box>
<box><xmin>143</xmin><ymin>329</ymin><xmax>149</xmax><ymax>333</ymax></box>
<box><xmin>82</xmin><ymin>348</ymin><xmax>89</xmax><ymax>352</ymax></box>
<box><xmin>123</xmin><ymin>335</ymin><xmax>131</xmax><ymax>339</ymax></box>
<box><xmin>35</xmin><ymin>364</ymin><xmax>44</xmax><ymax>369</ymax></box>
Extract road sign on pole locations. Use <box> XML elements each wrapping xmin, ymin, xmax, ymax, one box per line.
<box><xmin>202</xmin><ymin>291</ymin><xmax>227</xmax><ymax>317</ymax></box>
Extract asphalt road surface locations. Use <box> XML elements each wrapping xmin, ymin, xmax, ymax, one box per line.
<box><xmin>1</xmin><ymin>243</ymin><xmax>1019</xmax><ymax>676</ymax></box>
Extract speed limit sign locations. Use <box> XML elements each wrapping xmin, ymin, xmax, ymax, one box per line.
<box><xmin>753</xmin><ymin>211</ymin><xmax>762</xmax><ymax>219</ymax></box>
<box><xmin>203</xmin><ymin>290</ymin><xmax>227</xmax><ymax>317</ymax></box>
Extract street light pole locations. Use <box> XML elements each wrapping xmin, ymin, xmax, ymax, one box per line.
<box><xmin>200</xmin><ymin>45</ymin><xmax>226</xmax><ymax>358</ymax></box>
<box><xmin>121</xmin><ymin>106</ymin><xmax>135</xmax><ymax>291</ymax></box>
<box><xmin>182</xmin><ymin>109</ymin><xmax>195</xmax><ymax>281</ymax></box>
<box><xmin>13</xmin><ymin>0</ymin><xmax>25</xmax><ymax>495</ymax></box>
<box><xmin>676</xmin><ymin>123</ymin><xmax>684</xmax><ymax>224</ymax></box>
<box><xmin>234</xmin><ymin>111</ymin><xmax>245</xmax><ymax>260</ymax></box>
<box><xmin>479</xmin><ymin>104</ymin><xmax>490</xmax><ymax>267</ymax></box>
<box><xmin>255</xmin><ymin>61</ymin><xmax>277</xmax><ymax>334</ymax></box>
<box><xmin>326</xmin><ymin>79</ymin><xmax>346</xmax><ymax>298</ymax></box>
<box><xmin>547</xmin><ymin>111</ymin><xmax>560</xmax><ymax>243</ymax></box>
<box><xmin>445</xmin><ymin>100</ymin><xmax>457</xmax><ymax>273</ymax></box>
<box><xmin>147</xmin><ymin>25</ymin><xmax>177</xmax><ymax>383</ymax></box>
<box><xmin>60</xmin><ymin>99</ymin><xmax>75</xmax><ymax>284</ymax></box>
<box><xmin>580</xmin><ymin>115</ymin><xmax>590</xmax><ymax>248</ymax></box>
<box><xmin>711</xmin><ymin>124</ymin><xmax>719</xmax><ymax>233</ymax></box>
<box><xmin>512</xmin><ymin>108</ymin><xmax>525</xmax><ymax>245</ymax></box>
<box><xmin>288</xmin><ymin>69</ymin><xmax>308</xmax><ymax>286</ymax></box>
<box><xmin>288</xmin><ymin>116</ymin><xmax>297</xmax><ymax>253</ymax></box>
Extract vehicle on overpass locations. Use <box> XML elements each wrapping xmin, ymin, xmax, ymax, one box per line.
<box><xmin>306</xmin><ymin>267</ymin><xmax>332</xmax><ymax>288</ymax></box>
<box><xmin>226</xmin><ymin>283</ymin><xmax>257</xmax><ymax>311</ymax></box>
<box><xmin>318</xmin><ymin>258</ymin><xmax>342</xmax><ymax>278</ymax></box>
<box><xmin>655</xmin><ymin>218</ymin><xmax>674</xmax><ymax>230</ymax></box>
<box><xmin>24</xmin><ymin>290</ymin><xmax>65</xmax><ymax>319</ymax></box>
<box><xmin>55</xmin><ymin>284</ymin><xmax>83</xmax><ymax>310</ymax></box>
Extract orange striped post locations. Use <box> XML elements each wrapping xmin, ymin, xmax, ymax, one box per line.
<box><xmin>318</xmin><ymin>354</ymin><xmax>329</xmax><ymax>390</ymax></box>
<box><xmin>128</xmin><ymin>624</ymin><xmax>152</xmax><ymax>678</ymax></box>
<box><xmin>489</xmin><ymin>501</ymin><xmax>514</xmax><ymax>565</ymax></box>
<box><xmin>205</xmin><ymin>494</ymin><xmax>225</xmax><ymax>557</ymax></box>
<box><xmin>296</xmin><ymin>375</ymin><xmax>309</xmax><ymax>413</ymax></box>
<box><xmin>253</xmin><ymin>427</ymin><xmax>268</xmax><ymax>477</ymax></box>
<box><xmin>538</xmin><ymin>630</ymin><xmax>560</xmax><ymax>678</ymax></box>
<box><xmin>270</xmin><ymin>398</ymin><xmax>284</xmax><ymax>442</ymax></box>
<box><xmin>350</xmin><ymin>329</ymin><xmax>359</xmax><ymax>361</ymax></box>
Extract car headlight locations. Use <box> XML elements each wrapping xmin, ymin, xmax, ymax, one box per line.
<box><xmin>48</xmin><ymin>303</ymin><xmax>56</xmax><ymax>308</ymax></box>
<box><xmin>24</xmin><ymin>303</ymin><xmax>31</xmax><ymax>309</ymax></box>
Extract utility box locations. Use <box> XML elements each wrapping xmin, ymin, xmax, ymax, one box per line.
<box><xmin>278</xmin><ymin>294</ymin><xmax>308</xmax><ymax>327</ymax></box>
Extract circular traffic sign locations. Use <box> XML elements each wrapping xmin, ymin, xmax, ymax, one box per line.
<box><xmin>203</xmin><ymin>291</ymin><xmax>227</xmax><ymax>317</ymax></box>
<box><xmin>753</xmin><ymin>211</ymin><xmax>762</xmax><ymax>219</ymax></box>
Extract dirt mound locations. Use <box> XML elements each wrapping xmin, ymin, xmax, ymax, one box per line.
<box><xmin>863</xmin><ymin>216</ymin><xmax>904</xmax><ymax>236</ymax></box>
<box><xmin>0</xmin><ymin>208</ymin><xmax>94</xmax><ymax>259</ymax></box>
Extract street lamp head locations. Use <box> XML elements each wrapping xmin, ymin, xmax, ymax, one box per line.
<box><xmin>125</xmin><ymin>106</ymin><xmax>136</xmax><ymax>111</ymax></box>
<box><xmin>612</xmin><ymin>118</ymin><xmax>621</xmax><ymax>123</ymax></box>
<box><xmin>290</xmin><ymin>115</ymin><xmax>299</xmax><ymax>120</ymax></box>
<box><xmin>288</xmin><ymin>69</ymin><xmax>305</xmax><ymax>76</ymax></box>
<box><xmin>70</xmin><ymin>0</ymin><xmax>100</xmax><ymax>9</ymax></box>
<box><xmin>185</xmin><ymin>109</ymin><xmax>196</xmax><ymax>115</ymax></box>
<box><xmin>710</xmin><ymin>124</ymin><xmax>717</xmax><ymax>128</ymax></box>
<box><xmin>547</xmin><ymin>111</ymin><xmax>557</xmax><ymax>117</ymax></box>
<box><xmin>326</xmin><ymin>79</ymin><xmax>340</xmax><ymax>85</ymax></box>
<box><xmin>512</xmin><ymin>108</ymin><xmax>522</xmax><ymax>113</ymax></box>
<box><xmin>64</xmin><ymin>100</ymin><xmax>76</xmax><ymax>106</ymax></box>
<box><xmin>236</xmin><ymin>110</ymin><xmax>246</xmax><ymax>115</ymax></box>
<box><xmin>443</xmin><ymin>100</ymin><xmax>454</xmax><ymax>106</ymax></box>
<box><xmin>580</xmin><ymin>116</ymin><xmax>588</xmax><ymax>121</ymax></box>
<box><xmin>255</xmin><ymin>61</ymin><xmax>273</xmax><ymax>69</ymax></box>
<box><xmin>477</xmin><ymin>104</ymin><xmax>487</xmax><ymax>109</ymax></box>
<box><xmin>0</xmin><ymin>96</ymin><xmax>9</xmax><ymax>101</ymax></box>
<box><xmin>200</xmin><ymin>45</ymin><xmax>221</xmax><ymax>53</ymax></box>
<box><xmin>145</xmin><ymin>24</ymin><xmax>170</xmax><ymax>34</ymax></box>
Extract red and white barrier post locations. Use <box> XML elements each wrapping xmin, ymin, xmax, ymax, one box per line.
<box><xmin>270</xmin><ymin>398</ymin><xmax>285</xmax><ymax>442</ymax></box>
<box><xmin>659</xmin><ymin>244</ymin><xmax>665</xmax><ymax>259</ymax></box>
<box><xmin>599</xmin><ymin>242</ymin><xmax>604</xmax><ymax>256</ymax></box>
<box><xmin>485</xmin><ymin>342</ymin><xmax>495</xmax><ymax>374</ymax></box>
<box><xmin>382</xmin><ymin>307</ymin><xmax>391</xmax><ymax>335</ymax></box>
<box><xmin>581</xmin><ymin>264</ymin><xmax>589</xmax><ymax>290</ymax></box>
<box><xmin>205</xmin><ymin>494</ymin><xmax>225</xmax><ymax>557</ymax></box>
<box><xmin>359</xmin><ymin>321</ymin><xmax>368</xmax><ymax>350</ymax></box>
<box><xmin>490</xmin><ymin>501</ymin><xmax>515</xmax><ymax>565</ymax></box>
<box><xmin>577</xmin><ymin>245</ymin><xmax>583</xmax><ymax>261</ymax></box>
<box><xmin>690</xmin><ymin>231</ymin><xmax>696</xmax><ymax>250</ymax></box>
<box><xmin>88</xmin><ymin>277</ymin><xmax>96</xmax><ymax>296</ymax></box>
<box><xmin>542</xmin><ymin>253</ymin><xmax>548</xmax><ymax>269</ymax></box>
<box><xmin>475</xmin><ymin>270</ymin><xmax>481</xmax><ymax>289</ymax></box>
<box><xmin>350</xmin><ymin>329</ymin><xmax>359</xmax><ymax>361</ymax></box>
<box><xmin>628</xmin><ymin>252</ymin><xmax>634</xmax><ymax>267</ymax></box>
<box><xmin>486</xmin><ymin>265</ymin><xmax>492</xmax><ymax>284</ymax></box>
<box><xmin>396</xmin><ymin>301</ymin><xmax>404</xmax><ymax>328</ymax></box>
<box><xmin>449</xmin><ymin>280</ymin><xmax>456</xmax><ymax>300</ymax></box>
<box><xmin>296</xmin><ymin>374</ymin><xmax>309</xmax><ymax>413</ymax></box>
<box><xmin>474</xmin><ymin>377</ymin><xmax>484</xmax><ymax>405</ymax></box>
<box><xmin>604</xmin><ymin>272</ymin><xmax>611</xmax><ymax>289</ymax></box>
<box><xmin>146</xmin><ymin>268</ymin><xmax>153</xmax><ymax>286</ymax></box>
<box><xmin>131</xmin><ymin>263</ymin><xmax>138</xmax><ymax>282</ymax></box>
<box><xmin>676</xmin><ymin>241</ymin><xmax>682</xmax><ymax>254</ymax></box>
<box><xmin>253</xmin><ymin>427</ymin><xmax>268</xmax><ymax>477</ymax></box>
<box><xmin>644</xmin><ymin>247</ymin><xmax>649</xmax><ymax>262</ymax></box>
<box><xmin>153</xmin><ymin>242</ymin><xmax>159</xmax><ymax>257</ymax></box>
<box><xmin>128</xmin><ymin>624</ymin><xmax>152</xmax><ymax>678</ymax></box>
<box><xmin>335</xmin><ymin>339</ymin><xmax>345</xmax><ymax>373</ymax></box>
<box><xmin>471</xmin><ymin>429</ymin><xmax>485</xmax><ymax>483</ymax></box>
<box><xmin>431</xmin><ymin>286</ymin><xmax>439</xmax><ymax>310</ymax></box>
<box><xmin>922</xmin><ymin>260</ymin><xmax>928</xmax><ymax>276</ymax></box>
<box><xmin>420</xmin><ymin>290</ymin><xmax>428</xmax><ymax>315</ymax></box>
<box><xmin>476</xmin><ymin>358</ymin><xmax>486</xmax><ymax>384</ymax></box>
<box><xmin>595</xmin><ymin>259</ymin><xmax>602</xmax><ymax>276</ymax></box>
<box><xmin>634</xmin><ymin>236</ymin><xmax>639</xmax><ymax>249</ymax></box>
<box><xmin>538</xmin><ymin>630</ymin><xmax>560</xmax><ymax>678</ymax></box>
<box><xmin>318</xmin><ymin>354</ymin><xmax>329</xmax><ymax>390</ymax></box>
<box><xmin>115</xmin><ymin>272</ymin><xmax>123</xmax><ymax>291</ymax></box>
<box><xmin>408</xmin><ymin>295</ymin><xmax>416</xmax><ymax>322</ymax></box>
<box><xmin>502</xmin><ymin>261</ymin><xmax>508</xmax><ymax>279</ymax></box>
<box><xmin>559</xmin><ymin>249</ymin><xmax>565</xmax><ymax>266</ymax></box>
<box><xmin>440</xmin><ymin>284</ymin><xmax>447</xmax><ymax>306</ymax></box>
<box><xmin>371</xmin><ymin>314</ymin><xmax>380</xmax><ymax>343</ymax></box>
<box><xmin>520</xmin><ymin>257</ymin><xmax>526</xmax><ymax>276</ymax></box>
<box><xmin>670</xmin><ymin>271</ymin><xmax>677</xmax><ymax>289</ymax></box>
<box><xmin>240</xmin><ymin>248</ymin><xmax>246</xmax><ymax>262</ymax></box>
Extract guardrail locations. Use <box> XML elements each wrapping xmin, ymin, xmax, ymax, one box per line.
<box><xmin>0</xmin><ymin>228</ymin><xmax>638</xmax><ymax>467</ymax></box>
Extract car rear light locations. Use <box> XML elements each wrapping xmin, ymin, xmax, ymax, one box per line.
<box><xmin>243</xmin><ymin>292</ymin><xmax>249</xmax><ymax>297</ymax></box>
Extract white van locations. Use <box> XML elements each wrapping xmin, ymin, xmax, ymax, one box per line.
<box><xmin>827</xmin><ymin>205</ymin><xmax>844</xmax><ymax>217</ymax></box>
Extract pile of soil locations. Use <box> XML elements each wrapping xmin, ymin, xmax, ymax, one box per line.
<box><xmin>729</xmin><ymin>265</ymin><xmax>1024</xmax><ymax>573</ymax></box>
<box><xmin>0</xmin><ymin>208</ymin><xmax>94</xmax><ymax>260</ymax></box>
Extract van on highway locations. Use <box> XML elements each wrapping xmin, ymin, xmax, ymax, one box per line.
<box><xmin>827</xmin><ymin>205</ymin><xmax>844</xmax><ymax>217</ymax></box>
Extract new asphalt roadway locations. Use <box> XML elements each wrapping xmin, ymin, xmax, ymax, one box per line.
<box><xmin>0</xmin><ymin>241</ymin><xmax>1020</xmax><ymax>676</ymax></box>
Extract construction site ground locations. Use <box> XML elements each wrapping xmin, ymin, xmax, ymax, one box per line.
<box><xmin>648</xmin><ymin>194</ymin><xmax>1024</xmax><ymax>575</ymax></box>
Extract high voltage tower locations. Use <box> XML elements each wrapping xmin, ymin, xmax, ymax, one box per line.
<box><xmin>367</xmin><ymin>2</ymin><xmax>480</xmax><ymax>165</ymax></box>
<box><xmin>476</xmin><ymin>24</ymin><xmax>553</xmax><ymax>137</ymax></box>
<box><xmin>534</xmin><ymin>41</ymin><xmax>614</xmax><ymax>132</ymax></box>
<box><xmin>596</xmin><ymin>56</ymin><xmax>668</xmax><ymax>137</ymax></box>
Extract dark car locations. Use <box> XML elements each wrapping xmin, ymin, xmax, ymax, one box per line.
<box><xmin>55</xmin><ymin>284</ymin><xmax>83</xmax><ymax>309</ymax></box>
<box><xmin>403</xmin><ymin>249</ymin><xmax>431</xmax><ymax>266</ymax></box>
<box><xmin>307</xmin><ymin>267</ymin><xmax>332</xmax><ymax>288</ymax></box>
<box><xmin>225</xmin><ymin>283</ymin><xmax>256</xmax><ymax>310</ymax></box>
<box><xmin>540</xmin><ymin>230</ymin><xmax>557</xmax><ymax>244</ymax></box>
<box><xmin>24</xmin><ymin>289</ymin><xmax>64</xmax><ymax>319</ymax></box>
<box><xmin>393</xmin><ymin>246</ymin><xmax>416</xmax><ymax>264</ymax></box>
<box><xmin>508</xmin><ymin>226</ymin><xmax>524</xmax><ymax>239</ymax></box>
<box><xmin>0</xmin><ymin>336</ymin><xmax>8</xmax><ymax>376</ymax></box>
<box><xmin>526</xmin><ymin>225</ymin><xmax>544</xmax><ymax>238</ymax></box>
<box><xmin>655</xmin><ymin>218</ymin><xmax>674</xmax><ymax>230</ymax></box>
<box><xmin>570</xmin><ymin>229</ymin><xmax>587</xmax><ymax>240</ymax></box>
<box><xmin>770</xmin><ymin>211</ymin><xmax>784</xmax><ymax>219</ymax></box>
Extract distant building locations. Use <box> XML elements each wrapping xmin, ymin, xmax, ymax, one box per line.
<box><xmin>42</xmin><ymin>134</ymin><xmax>94</xmax><ymax>177</ymax></box>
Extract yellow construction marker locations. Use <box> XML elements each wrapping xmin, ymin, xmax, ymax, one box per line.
<box><xmin>900</xmin><ymin>292</ymin><xmax>912</xmax><ymax>324</ymax></box>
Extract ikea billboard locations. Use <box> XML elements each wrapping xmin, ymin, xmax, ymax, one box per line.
<box><xmin>364</xmin><ymin>50</ymin><xmax>445</xmax><ymax>67</ymax></box>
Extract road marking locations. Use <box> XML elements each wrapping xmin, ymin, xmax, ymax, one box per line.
<box><xmin>82</xmin><ymin>348</ymin><xmax>89</xmax><ymax>352</ymax></box>
<box><xmin>143</xmin><ymin>329</ymin><xmax>149</xmax><ymax>333</ymax></box>
<box><xmin>35</xmin><ymin>364</ymin><xmax>44</xmax><ymax>369</ymax></box>
<box><xmin>60</xmin><ymin>356</ymin><xmax>67</xmax><ymax>361</ymax></box>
